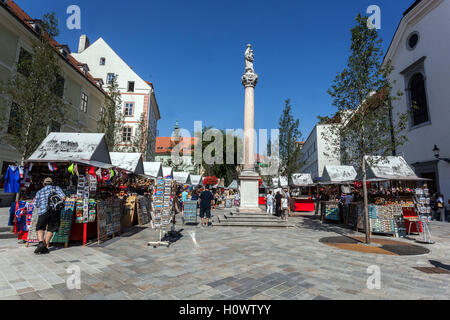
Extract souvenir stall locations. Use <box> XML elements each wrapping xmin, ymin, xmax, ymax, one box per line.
<box><xmin>110</xmin><ymin>153</ymin><xmax>153</xmax><ymax>228</ymax></box>
<box><xmin>289</xmin><ymin>174</ymin><xmax>316</xmax><ymax>213</ymax></box>
<box><xmin>319</xmin><ymin>165</ymin><xmax>357</xmax><ymax>222</ymax></box>
<box><xmin>350</xmin><ymin>156</ymin><xmax>432</xmax><ymax>239</ymax></box>
<box><xmin>190</xmin><ymin>175</ymin><xmax>203</xmax><ymax>188</ymax></box>
<box><xmin>24</xmin><ymin>133</ymin><xmax>122</xmax><ymax>247</ymax></box>
<box><xmin>144</xmin><ymin>162</ymin><xmax>163</xmax><ymax>179</ymax></box>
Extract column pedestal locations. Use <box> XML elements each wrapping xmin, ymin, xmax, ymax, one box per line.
<box><xmin>238</xmin><ymin>170</ymin><xmax>261</xmax><ymax>213</ymax></box>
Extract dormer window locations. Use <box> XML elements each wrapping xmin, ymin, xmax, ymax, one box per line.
<box><xmin>26</xmin><ymin>19</ymin><xmax>43</xmax><ymax>35</ymax></box>
<box><xmin>94</xmin><ymin>78</ymin><xmax>104</xmax><ymax>89</ymax></box>
<box><xmin>56</xmin><ymin>45</ymin><xmax>71</xmax><ymax>60</ymax></box>
<box><xmin>77</xmin><ymin>63</ymin><xmax>89</xmax><ymax>76</ymax></box>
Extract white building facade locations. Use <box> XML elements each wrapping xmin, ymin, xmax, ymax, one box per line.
<box><xmin>384</xmin><ymin>0</ymin><xmax>450</xmax><ymax>200</ymax></box>
<box><xmin>300</xmin><ymin>124</ymin><xmax>341</xmax><ymax>181</ymax></box>
<box><xmin>72</xmin><ymin>36</ymin><xmax>161</xmax><ymax>161</ymax></box>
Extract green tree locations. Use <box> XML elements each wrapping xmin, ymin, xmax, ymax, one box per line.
<box><xmin>278</xmin><ymin>99</ymin><xmax>303</xmax><ymax>182</ymax></box>
<box><xmin>195</xmin><ymin>126</ymin><xmax>243</xmax><ymax>186</ymax></box>
<box><xmin>0</xmin><ymin>13</ymin><xmax>70</xmax><ymax>161</ymax></box>
<box><xmin>324</xmin><ymin>14</ymin><xmax>408</xmax><ymax>244</ymax></box>
<box><xmin>98</xmin><ymin>74</ymin><xmax>123</xmax><ymax>150</ymax></box>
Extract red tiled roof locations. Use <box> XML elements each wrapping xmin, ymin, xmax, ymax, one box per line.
<box><xmin>155</xmin><ymin>137</ymin><xmax>198</xmax><ymax>155</ymax></box>
<box><xmin>145</xmin><ymin>81</ymin><xmax>154</xmax><ymax>89</ymax></box>
<box><xmin>4</xmin><ymin>0</ymin><xmax>105</xmax><ymax>95</ymax></box>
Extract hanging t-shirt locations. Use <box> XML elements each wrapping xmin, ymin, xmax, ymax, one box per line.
<box><xmin>4</xmin><ymin>166</ymin><xmax>20</xmax><ymax>193</ymax></box>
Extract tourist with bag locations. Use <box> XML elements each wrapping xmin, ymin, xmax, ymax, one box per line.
<box><xmin>34</xmin><ymin>177</ymin><xmax>66</xmax><ymax>255</ymax></box>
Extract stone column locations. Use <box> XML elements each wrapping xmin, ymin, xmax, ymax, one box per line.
<box><xmin>238</xmin><ymin>46</ymin><xmax>261</xmax><ymax>213</ymax></box>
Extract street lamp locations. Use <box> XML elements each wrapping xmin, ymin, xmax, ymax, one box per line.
<box><xmin>433</xmin><ymin>145</ymin><xmax>450</xmax><ymax>163</ymax></box>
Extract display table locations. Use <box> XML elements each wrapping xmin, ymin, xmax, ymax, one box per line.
<box><xmin>291</xmin><ymin>197</ymin><xmax>315</xmax><ymax>212</ymax></box>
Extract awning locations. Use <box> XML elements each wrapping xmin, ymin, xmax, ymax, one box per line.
<box><xmin>143</xmin><ymin>162</ymin><xmax>163</xmax><ymax>178</ymax></box>
<box><xmin>109</xmin><ymin>152</ymin><xmax>145</xmax><ymax>175</ymax></box>
<box><xmin>27</xmin><ymin>132</ymin><xmax>112</xmax><ymax>165</ymax></box>
<box><xmin>162</xmin><ymin>167</ymin><xmax>173</xmax><ymax>178</ymax></box>
<box><xmin>358</xmin><ymin>156</ymin><xmax>424</xmax><ymax>181</ymax></box>
<box><xmin>173</xmin><ymin>172</ymin><xmax>191</xmax><ymax>185</ymax></box>
<box><xmin>227</xmin><ymin>180</ymin><xmax>238</xmax><ymax>190</ymax></box>
<box><xmin>321</xmin><ymin>165</ymin><xmax>357</xmax><ymax>184</ymax></box>
<box><xmin>190</xmin><ymin>175</ymin><xmax>203</xmax><ymax>186</ymax></box>
<box><xmin>290</xmin><ymin>173</ymin><xmax>314</xmax><ymax>186</ymax></box>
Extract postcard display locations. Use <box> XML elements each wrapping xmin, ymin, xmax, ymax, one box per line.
<box><xmin>148</xmin><ymin>177</ymin><xmax>174</xmax><ymax>248</ymax></box>
<box><xmin>414</xmin><ymin>188</ymin><xmax>434</xmax><ymax>244</ymax></box>
<box><xmin>356</xmin><ymin>202</ymin><xmax>409</xmax><ymax>237</ymax></box>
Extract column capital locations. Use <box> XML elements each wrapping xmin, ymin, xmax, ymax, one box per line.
<box><xmin>241</xmin><ymin>71</ymin><xmax>258</xmax><ymax>88</ymax></box>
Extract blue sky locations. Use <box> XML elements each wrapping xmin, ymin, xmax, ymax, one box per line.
<box><xmin>18</xmin><ymin>0</ymin><xmax>413</xmax><ymax>141</ymax></box>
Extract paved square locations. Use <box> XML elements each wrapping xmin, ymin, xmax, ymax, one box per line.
<box><xmin>0</xmin><ymin>207</ymin><xmax>449</xmax><ymax>300</ymax></box>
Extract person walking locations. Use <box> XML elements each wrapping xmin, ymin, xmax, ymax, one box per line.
<box><xmin>199</xmin><ymin>185</ymin><xmax>214</xmax><ymax>227</ymax></box>
<box><xmin>285</xmin><ymin>188</ymin><xmax>291</xmax><ymax>216</ymax></box>
<box><xmin>181</xmin><ymin>188</ymin><xmax>188</xmax><ymax>213</ymax></box>
<box><xmin>281</xmin><ymin>194</ymin><xmax>289</xmax><ymax>221</ymax></box>
<box><xmin>275</xmin><ymin>191</ymin><xmax>282</xmax><ymax>217</ymax></box>
<box><xmin>34</xmin><ymin>178</ymin><xmax>66</xmax><ymax>255</ymax></box>
<box><xmin>436</xmin><ymin>194</ymin><xmax>445</xmax><ymax>222</ymax></box>
<box><xmin>266</xmin><ymin>191</ymin><xmax>274</xmax><ymax>215</ymax></box>
<box><xmin>234</xmin><ymin>192</ymin><xmax>240</xmax><ymax>207</ymax></box>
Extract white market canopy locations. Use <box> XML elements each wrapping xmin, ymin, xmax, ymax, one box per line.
<box><xmin>279</xmin><ymin>176</ymin><xmax>289</xmax><ymax>187</ymax></box>
<box><xmin>143</xmin><ymin>162</ymin><xmax>163</xmax><ymax>178</ymax></box>
<box><xmin>27</xmin><ymin>132</ymin><xmax>112</xmax><ymax>167</ymax></box>
<box><xmin>162</xmin><ymin>167</ymin><xmax>173</xmax><ymax>178</ymax></box>
<box><xmin>290</xmin><ymin>173</ymin><xmax>314</xmax><ymax>187</ymax></box>
<box><xmin>173</xmin><ymin>172</ymin><xmax>191</xmax><ymax>185</ymax></box>
<box><xmin>228</xmin><ymin>180</ymin><xmax>238</xmax><ymax>190</ymax></box>
<box><xmin>359</xmin><ymin>156</ymin><xmax>421</xmax><ymax>181</ymax></box>
<box><xmin>109</xmin><ymin>152</ymin><xmax>145</xmax><ymax>175</ymax></box>
<box><xmin>321</xmin><ymin>165</ymin><xmax>357</xmax><ymax>184</ymax></box>
<box><xmin>190</xmin><ymin>175</ymin><xmax>203</xmax><ymax>186</ymax></box>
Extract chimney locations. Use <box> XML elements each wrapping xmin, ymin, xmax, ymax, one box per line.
<box><xmin>78</xmin><ymin>35</ymin><xmax>90</xmax><ymax>53</ymax></box>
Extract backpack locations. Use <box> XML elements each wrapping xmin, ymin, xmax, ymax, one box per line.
<box><xmin>48</xmin><ymin>186</ymin><xmax>64</xmax><ymax>212</ymax></box>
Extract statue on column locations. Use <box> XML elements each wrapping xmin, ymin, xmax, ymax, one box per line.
<box><xmin>245</xmin><ymin>44</ymin><xmax>255</xmax><ymax>74</ymax></box>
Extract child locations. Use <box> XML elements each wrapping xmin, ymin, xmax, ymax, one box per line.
<box><xmin>281</xmin><ymin>194</ymin><xmax>289</xmax><ymax>221</ymax></box>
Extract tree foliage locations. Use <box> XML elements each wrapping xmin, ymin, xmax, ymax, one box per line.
<box><xmin>98</xmin><ymin>74</ymin><xmax>123</xmax><ymax>150</ymax></box>
<box><xmin>278</xmin><ymin>99</ymin><xmax>302</xmax><ymax>181</ymax></box>
<box><xmin>0</xmin><ymin>13</ymin><xmax>70</xmax><ymax>161</ymax></box>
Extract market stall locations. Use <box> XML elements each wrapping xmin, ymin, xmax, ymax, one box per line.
<box><xmin>349</xmin><ymin>156</ymin><xmax>432</xmax><ymax>239</ymax></box>
<box><xmin>289</xmin><ymin>173</ymin><xmax>316</xmax><ymax>212</ymax></box>
<box><xmin>319</xmin><ymin>165</ymin><xmax>357</xmax><ymax>222</ymax></box>
<box><xmin>109</xmin><ymin>153</ymin><xmax>153</xmax><ymax>228</ymax></box>
<box><xmin>24</xmin><ymin>133</ymin><xmax>122</xmax><ymax>247</ymax></box>
<box><xmin>190</xmin><ymin>175</ymin><xmax>203</xmax><ymax>187</ymax></box>
<box><xmin>162</xmin><ymin>167</ymin><xmax>173</xmax><ymax>179</ymax></box>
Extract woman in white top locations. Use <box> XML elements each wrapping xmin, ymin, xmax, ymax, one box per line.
<box><xmin>281</xmin><ymin>194</ymin><xmax>289</xmax><ymax>221</ymax></box>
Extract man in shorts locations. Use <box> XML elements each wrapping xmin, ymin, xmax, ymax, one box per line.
<box><xmin>34</xmin><ymin>178</ymin><xmax>66</xmax><ymax>254</ymax></box>
<box><xmin>199</xmin><ymin>185</ymin><xmax>214</xmax><ymax>227</ymax></box>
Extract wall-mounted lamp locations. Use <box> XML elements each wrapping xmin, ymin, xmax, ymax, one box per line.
<box><xmin>433</xmin><ymin>145</ymin><xmax>450</xmax><ymax>163</ymax></box>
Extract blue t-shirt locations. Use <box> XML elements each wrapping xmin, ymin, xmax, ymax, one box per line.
<box><xmin>199</xmin><ymin>191</ymin><xmax>214</xmax><ymax>209</ymax></box>
<box><xmin>181</xmin><ymin>191</ymin><xmax>188</xmax><ymax>202</ymax></box>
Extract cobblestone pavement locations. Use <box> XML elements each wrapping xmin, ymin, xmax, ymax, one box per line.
<box><xmin>0</xmin><ymin>207</ymin><xmax>449</xmax><ymax>300</ymax></box>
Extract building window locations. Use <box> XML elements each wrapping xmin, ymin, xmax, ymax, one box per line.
<box><xmin>7</xmin><ymin>103</ymin><xmax>21</xmax><ymax>135</ymax></box>
<box><xmin>124</xmin><ymin>102</ymin><xmax>134</xmax><ymax>117</ymax></box>
<box><xmin>17</xmin><ymin>48</ymin><xmax>32</xmax><ymax>76</ymax></box>
<box><xmin>127</xmin><ymin>81</ymin><xmax>135</xmax><ymax>93</ymax></box>
<box><xmin>106</xmin><ymin>73</ymin><xmax>115</xmax><ymax>84</ymax></box>
<box><xmin>122</xmin><ymin>127</ymin><xmax>132</xmax><ymax>142</ymax></box>
<box><xmin>81</xmin><ymin>92</ymin><xmax>89</xmax><ymax>113</ymax></box>
<box><xmin>100</xmin><ymin>57</ymin><xmax>106</xmax><ymax>65</ymax></box>
<box><xmin>407</xmin><ymin>32</ymin><xmax>419</xmax><ymax>50</ymax></box>
<box><xmin>53</xmin><ymin>75</ymin><xmax>65</xmax><ymax>98</ymax></box>
<box><xmin>409</xmin><ymin>73</ymin><xmax>429</xmax><ymax>127</ymax></box>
